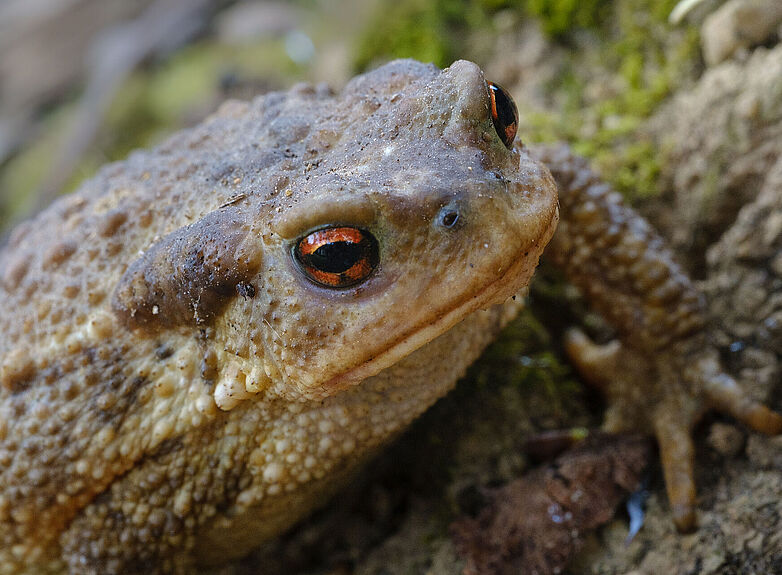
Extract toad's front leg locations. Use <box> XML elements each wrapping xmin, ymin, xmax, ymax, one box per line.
<box><xmin>531</xmin><ymin>144</ymin><xmax>782</xmax><ymax>532</ymax></box>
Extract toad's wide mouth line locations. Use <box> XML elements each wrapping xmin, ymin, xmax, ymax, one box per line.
<box><xmin>320</xmin><ymin>207</ymin><xmax>559</xmax><ymax>395</ymax></box>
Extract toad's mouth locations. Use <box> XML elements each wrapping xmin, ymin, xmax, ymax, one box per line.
<box><xmin>320</xmin><ymin>206</ymin><xmax>559</xmax><ymax>396</ymax></box>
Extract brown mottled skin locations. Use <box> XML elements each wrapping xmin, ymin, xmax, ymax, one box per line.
<box><xmin>0</xmin><ymin>60</ymin><xmax>779</xmax><ymax>574</ymax></box>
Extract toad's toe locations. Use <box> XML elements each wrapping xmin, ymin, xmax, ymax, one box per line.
<box><xmin>654</xmin><ymin>413</ymin><xmax>697</xmax><ymax>533</ymax></box>
<box><xmin>703</xmin><ymin>373</ymin><xmax>782</xmax><ymax>435</ymax></box>
<box><xmin>563</xmin><ymin>328</ymin><xmax>620</xmax><ymax>390</ymax></box>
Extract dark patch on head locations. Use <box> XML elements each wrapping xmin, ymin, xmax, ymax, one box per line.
<box><xmin>42</xmin><ymin>239</ymin><xmax>78</xmax><ymax>270</ymax></box>
<box><xmin>1</xmin><ymin>253</ymin><xmax>31</xmax><ymax>291</ymax></box>
<box><xmin>2</xmin><ymin>367</ymin><xmax>35</xmax><ymax>394</ymax></box>
<box><xmin>236</xmin><ymin>281</ymin><xmax>255</xmax><ymax>299</ymax></box>
<box><xmin>98</xmin><ymin>209</ymin><xmax>129</xmax><ymax>238</ymax></box>
<box><xmin>112</xmin><ymin>208</ymin><xmax>264</xmax><ymax>330</ymax></box>
<box><xmin>155</xmin><ymin>344</ymin><xmax>174</xmax><ymax>360</ymax></box>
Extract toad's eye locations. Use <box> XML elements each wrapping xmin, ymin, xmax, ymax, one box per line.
<box><xmin>487</xmin><ymin>81</ymin><xmax>518</xmax><ymax>149</ymax></box>
<box><xmin>294</xmin><ymin>227</ymin><xmax>379</xmax><ymax>288</ymax></box>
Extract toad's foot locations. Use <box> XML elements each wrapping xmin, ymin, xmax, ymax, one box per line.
<box><xmin>564</xmin><ymin>328</ymin><xmax>781</xmax><ymax>531</ymax></box>
<box><xmin>531</xmin><ymin>143</ymin><xmax>782</xmax><ymax>532</ymax></box>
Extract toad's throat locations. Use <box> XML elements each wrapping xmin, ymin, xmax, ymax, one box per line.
<box><xmin>321</xmin><ymin>209</ymin><xmax>559</xmax><ymax>396</ymax></box>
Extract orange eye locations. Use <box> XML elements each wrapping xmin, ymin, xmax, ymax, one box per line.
<box><xmin>487</xmin><ymin>81</ymin><xmax>519</xmax><ymax>149</ymax></box>
<box><xmin>294</xmin><ymin>227</ymin><xmax>379</xmax><ymax>288</ymax></box>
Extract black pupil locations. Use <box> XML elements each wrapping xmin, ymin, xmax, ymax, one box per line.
<box><xmin>307</xmin><ymin>241</ymin><xmax>364</xmax><ymax>273</ymax></box>
<box><xmin>490</xmin><ymin>84</ymin><xmax>516</xmax><ymax>132</ymax></box>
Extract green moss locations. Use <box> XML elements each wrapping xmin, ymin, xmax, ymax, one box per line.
<box><xmin>357</xmin><ymin>0</ymin><xmax>611</xmax><ymax>55</ymax></box>
<box><xmin>525</xmin><ymin>0</ymin><xmax>610</xmax><ymax>38</ymax></box>
<box><xmin>518</xmin><ymin>0</ymin><xmax>700</xmax><ymax>199</ymax></box>
<box><xmin>354</xmin><ymin>0</ymin><xmax>495</xmax><ymax>71</ymax></box>
<box><xmin>353</xmin><ymin>0</ymin><xmax>612</xmax><ymax>71</ymax></box>
<box><xmin>355</xmin><ymin>2</ymin><xmax>451</xmax><ymax>70</ymax></box>
<box><xmin>466</xmin><ymin>308</ymin><xmax>581</xmax><ymax>413</ymax></box>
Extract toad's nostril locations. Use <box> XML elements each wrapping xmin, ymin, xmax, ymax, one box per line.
<box><xmin>441</xmin><ymin>210</ymin><xmax>459</xmax><ymax>228</ymax></box>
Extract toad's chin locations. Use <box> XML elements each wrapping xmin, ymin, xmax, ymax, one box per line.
<box><xmin>319</xmin><ymin>207</ymin><xmax>559</xmax><ymax>397</ymax></box>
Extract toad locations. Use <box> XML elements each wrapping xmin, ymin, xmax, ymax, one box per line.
<box><xmin>0</xmin><ymin>59</ymin><xmax>779</xmax><ymax>574</ymax></box>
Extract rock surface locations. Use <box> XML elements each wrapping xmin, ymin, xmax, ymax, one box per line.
<box><xmin>701</xmin><ymin>0</ymin><xmax>782</xmax><ymax>66</ymax></box>
<box><xmin>650</xmin><ymin>44</ymin><xmax>782</xmax><ymax>272</ymax></box>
